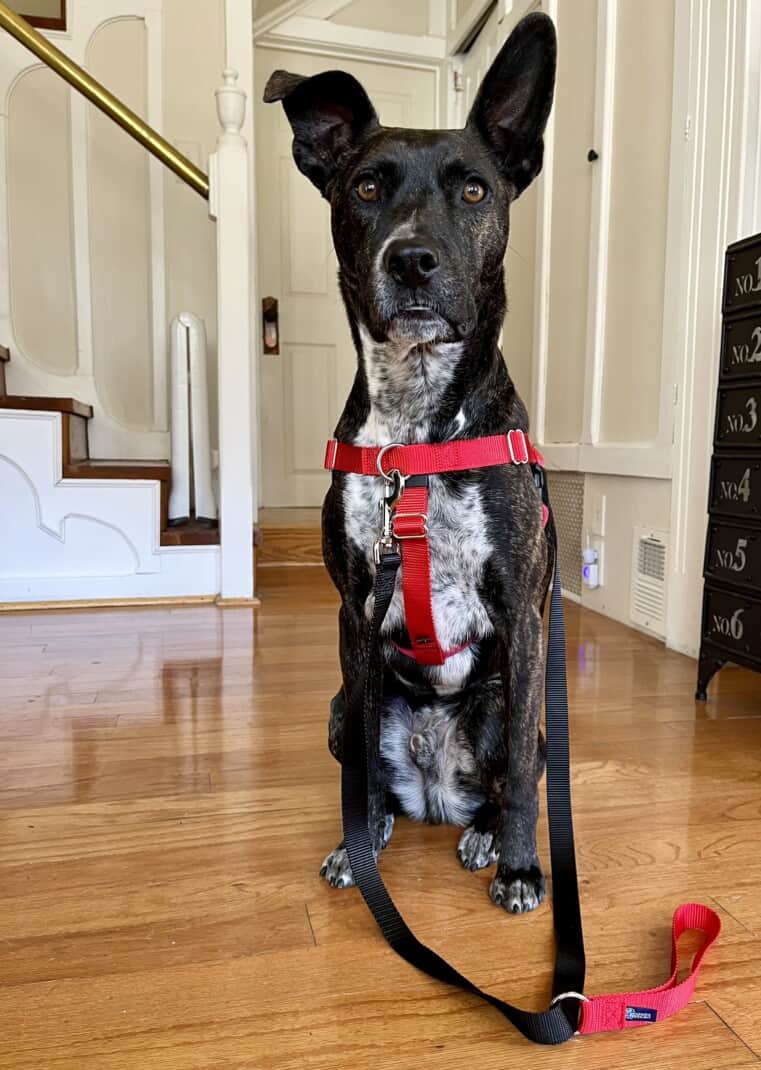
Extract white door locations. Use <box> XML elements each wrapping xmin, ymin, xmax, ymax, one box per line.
<box><xmin>254</xmin><ymin>51</ymin><xmax>437</xmax><ymax>507</ymax></box>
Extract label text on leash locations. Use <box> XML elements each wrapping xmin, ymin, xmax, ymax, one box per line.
<box><xmin>625</xmin><ymin>1007</ymin><xmax>658</xmax><ymax>1023</ymax></box>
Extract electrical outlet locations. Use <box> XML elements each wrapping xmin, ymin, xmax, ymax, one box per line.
<box><xmin>593</xmin><ymin>537</ymin><xmax>605</xmax><ymax>586</ymax></box>
<box><xmin>592</xmin><ymin>493</ymin><xmax>607</xmax><ymax>537</ymax></box>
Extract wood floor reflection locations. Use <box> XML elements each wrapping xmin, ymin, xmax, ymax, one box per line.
<box><xmin>1</xmin><ymin>566</ymin><xmax>761</xmax><ymax>1069</ymax></box>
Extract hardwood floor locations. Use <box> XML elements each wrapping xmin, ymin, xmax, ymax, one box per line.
<box><xmin>2</xmin><ymin>566</ymin><xmax>761</xmax><ymax>1068</ymax></box>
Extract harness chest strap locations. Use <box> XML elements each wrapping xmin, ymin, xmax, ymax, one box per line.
<box><xmin>325</xmin><ymin>429</ymin><xmax>542</xmax><ymax>666</ymax></box>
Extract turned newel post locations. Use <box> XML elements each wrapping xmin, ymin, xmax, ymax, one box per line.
<box><xmin>209</xmin><ymin>67</ymin><xmax>255</xmax><ymax>602</ymax></box>
<box><xmin>216</xmin><ymin>67</ymin><xmax>246</xmax><ymax>135</ymax></box>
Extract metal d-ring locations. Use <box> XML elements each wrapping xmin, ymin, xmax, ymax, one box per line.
<box><xmin>376</xmin><ymin>442</ymin><xmax>405</xmax><ymax>483</ymax></box>
<box><xmin>550</xmin><ymin>991</ymin><xmax>589</xmax><ymax>1035</ymax></box>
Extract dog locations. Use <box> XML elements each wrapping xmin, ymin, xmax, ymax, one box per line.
<box><xmin>264</xmin><ymin>12</ymin><xmax>557</xmax><ymax>915</ymax></box>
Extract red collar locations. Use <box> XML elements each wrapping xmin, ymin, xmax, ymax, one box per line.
<box><xmin>325</xmin><ymin>430</ymin><xmax>545</xmax><ymax>668</ymax></box>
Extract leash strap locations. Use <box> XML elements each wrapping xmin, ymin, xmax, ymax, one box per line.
<box><xmin>340</xmin><ymin>481</ymin><xmax>720</xmax><ymax>1045</ymax></box>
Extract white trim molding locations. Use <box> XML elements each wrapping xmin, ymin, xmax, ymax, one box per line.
<box><xmin>260</xmin><ymin>16</ymin><xmax>447</xmax><ymax>61</ymax></box>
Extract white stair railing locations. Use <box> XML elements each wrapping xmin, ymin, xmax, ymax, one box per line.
<box><xmin>209</xmin><ymin>68</ymin><xmax>255</xmax><ymax>602</ymax></box>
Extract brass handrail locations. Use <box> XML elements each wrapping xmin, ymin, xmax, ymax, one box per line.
<box><xmin>0</xmin><ymin>2</ymin><xmax>209</xmax><ymax>200</ymax></box>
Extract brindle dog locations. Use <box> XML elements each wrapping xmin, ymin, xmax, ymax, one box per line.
<box><xmin>264</xmin><ymin>13</ymin><xmax>557</xmax><ymax>914</ymax></box>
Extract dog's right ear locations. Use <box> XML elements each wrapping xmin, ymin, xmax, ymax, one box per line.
<box><xmin>263</xmin><ymin>69</ymin><xmax>379</xmax><ymax>198</ymax></box>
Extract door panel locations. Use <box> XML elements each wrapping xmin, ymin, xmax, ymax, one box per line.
<box><xmin>545</xmin><ymin>0</ymin><xmax>597</xmax><ymax>444</ymax></box>
<box><xmin>599</xmin><ymin>0</ymin><xmax>674</xmax><ymax>444</ymax></box>
<box><xmin>255</xmin><ymin>50</ymin><xmax>436</xmax><ymax>507</ymax></box>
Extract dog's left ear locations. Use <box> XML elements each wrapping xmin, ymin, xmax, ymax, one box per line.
<box><xmin>263</xmin><ymin>68</ymin><xmax>379</xmax><ymax>198</ymax></box>
<box><xmin>467</xmin><ymin>12</ymin><xmax>556</xmax><ymax>197</ymax></box>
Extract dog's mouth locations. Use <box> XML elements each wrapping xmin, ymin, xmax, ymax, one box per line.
<box><xmin>387</xmin><ymin>303</ymin><xmax>463</xmax><ymax>344</ymax></box>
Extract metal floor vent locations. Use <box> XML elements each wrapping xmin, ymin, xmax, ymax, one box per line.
<box><xmin>630</xmin><ymin>526</ymin><xmax>669</xmax><ymax>637</ymax></box>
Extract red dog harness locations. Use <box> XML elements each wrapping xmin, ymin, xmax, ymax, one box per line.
<box><xmin>325</xmin><ymin>429</ymin><xmax>544</xmax><ymax>666</ymax></box>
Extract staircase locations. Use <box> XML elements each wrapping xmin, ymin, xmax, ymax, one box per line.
<box><xmin>0</xmin><ymin>346</ymin><xmax>225</xmax><ymax>606</ymax></box>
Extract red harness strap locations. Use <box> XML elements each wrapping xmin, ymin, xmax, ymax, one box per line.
<box><xmin>324</xmin><ymin>430</ymin><xmax>542</xmax><ymax>667</ymax></box>
<box><xmin>324</xmin><ymin>428</ymin><xmax>543</xmax><ymax>476</ymax></box>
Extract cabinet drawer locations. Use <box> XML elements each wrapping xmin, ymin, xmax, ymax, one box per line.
<box><xmin>720</xmin><ymin>310</ymin><xmax>761</xmax><ymax>380</ymax></box>
<box><xmin>724</xmin><ymin>233</ymin><xmax>761</xmax><ymax>315</ymax></box>
<box><xmin>709</xmin><ymin>455</ymin><xmax>761</xmax><ymax>519</ymax></box>
<box><xmin>702</xmin><ymin>585</ymin><xmax>761</xmax><ymax>664</ymax></box>
<box><xmin>704</xmin><ymin>520</ymin><xmax>761</xmax><ymax>594</ymax></box>
<box><xmin>715</xmin><ymin>383</ymin><xmax>761</xmax><ymax>448</ymax></box>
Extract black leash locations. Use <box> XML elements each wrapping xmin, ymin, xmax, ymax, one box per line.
<box><xmin>340</xmin><ymin>489</ymin><xmax>586</xmax><ymax>1046</ymax></box>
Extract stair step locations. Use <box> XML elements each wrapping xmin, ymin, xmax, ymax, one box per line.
<box><xmin>0</xmin><ymin>348</ymin><xmax>245</xmax><ymax>554</ymax></box>
<box><xmin>63</xmin><ymin>458</ymin><xmax>170</xmax><ymax>482</ymax></box>
<box><xmin>0</xmin><ymin>395</ymin><xmax>93</xmax><ymax>418</ymax></box>
<box><xmin>258</xmin><ymin>508</ymin><xmax>322</xmax><ymax>565</ymax></box>
<box><xmin>161</xmin><ymin>519</ymin><xmax>219</xmax><ymax>546</ymax></box>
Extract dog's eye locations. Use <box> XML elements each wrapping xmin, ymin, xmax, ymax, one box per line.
<box><xmin>462</xmin><ymin>179</ymin><xmax>486</xmax><ymax>204</ymax></box>
<box><xmin>356</xmin><ymin>177</ymin><xmax>379</xmax><ymax>202</ymax></box>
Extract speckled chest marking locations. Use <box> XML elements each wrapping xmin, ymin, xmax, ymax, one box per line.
<box><xmin>343</xmin><ymin>331</ymin><xmax>495</xmax><ymax>693</ymax></box>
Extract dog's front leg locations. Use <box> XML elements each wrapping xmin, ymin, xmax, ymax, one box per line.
<box><xmin>321</xmin><ymin>602</ymin><xmax>394</xmax><ymax>888</ymax></box>
<box><xmin>490</xmin><ymin>604</ymin><xmax>546</xmax><ymax>914</ymax></box>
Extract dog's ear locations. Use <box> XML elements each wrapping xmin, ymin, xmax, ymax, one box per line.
<box><xmin>263</xmin><ymin>69</ymin><xmax>379</xmax><ymax>197</ymax></box>
<box><xmin>466</xmin><ymin>12</ymin><xmax>556</xmax><ymax>197</ymax></box>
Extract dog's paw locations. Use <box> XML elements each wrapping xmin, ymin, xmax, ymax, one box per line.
<box><xmin>319</xmin><ymin>845</ymin><xmax>354</xmax><ymax>889</ymax></box>
<box><xmin>457</xmin><ymin>825</ymin><xmax>499</xmax><ymax>871</ymax></box>
<box><xmin>379</xmin><ymin>812</ymin><xmax>395</xmax><ymax>849</ymax></box>
<box><xmin>490</xmin><ymin>864</ymin><xmax>545</xmax><ymax>914</ymax></box>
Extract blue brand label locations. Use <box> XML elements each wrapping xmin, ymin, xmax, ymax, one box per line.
<box><xmin>625</xmin><ymin>1006</ymin><xmax>658</xmax><ymax>1023</ymax></box>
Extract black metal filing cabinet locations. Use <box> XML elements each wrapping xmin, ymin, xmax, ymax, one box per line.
<box><xmin>697</xmin><ymin>232</ymin><xmax>761</xmax><ymax>698</ymax></box>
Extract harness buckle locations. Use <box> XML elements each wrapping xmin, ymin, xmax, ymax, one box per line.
<box><xmin>392</xmin><ymin>512</ymin><xmax>429</xmax><ymax>540</ymax></box>
<box><xmin>507</xmin><ymin>429</ymin><xmax>529</xmax><ymax>464</ymax></box>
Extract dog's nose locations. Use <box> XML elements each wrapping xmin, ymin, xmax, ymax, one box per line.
<box><xmin>384</xmin><ymin>239</ymin><xmax>440</xmax><ymax>288</ymax></box>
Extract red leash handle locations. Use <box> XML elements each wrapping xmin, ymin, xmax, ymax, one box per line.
<box><xmin>578</xmin><ymin>903</ymin><xmax>721</xmax><ymax>1035</ymax></box>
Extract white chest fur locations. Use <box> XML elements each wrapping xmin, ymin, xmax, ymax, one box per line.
<box><xmin>342</xmin><ymin>331</ymin><xmax>497</xmax><ymax>692</ymax></box>
<box><xmin>343</xmin><ymin>467</ymin><xmax>495</xmax><ymax>693</ymax></box>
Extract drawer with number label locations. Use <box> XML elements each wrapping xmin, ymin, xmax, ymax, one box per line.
<box><xmin>709</xmin><ymin>455</ymin><xmax>761</xmax><ymax>519</ymax></box>
<box><xmin>704</xmin><ymin>521</ymin><xmax>761</xmax><ymax>594</ymax></box>
<box><xmin>720</xmin><ymin>309</ymin><xmax>761</xmax><ymax>380</ymax></box>
<box><xmin>724</xmin><ymin>233</ymin><xmax>761</xmax><ymax>315</ymax></box>
<box><xmin>702</xmin><ymin>585</ymin><xmax>761</xmax><ymax>665</ymax></box>
<box><xmin>715</xmin><ymin>383</ymin><xmax>761</xmax><ymax>448</ymax></box>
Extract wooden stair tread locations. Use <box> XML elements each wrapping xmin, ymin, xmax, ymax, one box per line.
<box><xmin>0</xmin><ymin>395</ymin><xmax>93</xmax><ymax>418</ymax></box>
<box><xmin>64</xmin><ymin>458</ymin><xmax>170</xmax><ymax>481</ymax></box>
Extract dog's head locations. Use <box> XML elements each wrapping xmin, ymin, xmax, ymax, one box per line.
<box><xmin>264</xmin><ymin>13</ymin><xmax>555</xmax><ymax>350</ymax></box>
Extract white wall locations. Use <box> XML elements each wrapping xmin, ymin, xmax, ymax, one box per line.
<box><xmin>1</xmin><ymin>0</ymin><xmax>224</xmax><ymax>454</ymax></box>
<box><xmin>459</xmin><ymin>0</ymin><xmax>677</xmax><ymax>635</ymax></box>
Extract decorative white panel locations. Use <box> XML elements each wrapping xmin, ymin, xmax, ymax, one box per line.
<box><xmin>284</xmin><ymin>343</ymin><xmax>336</xmax><ymax>474</ymax></box>
<box><xmin>282</xmin><ymin>156</ymin><xmax>330</xmax><ymax>296</ymax></box>
<box><xmin>7</xmin><ymin>66</ymin><xmax>78</xmax><ymax>376</ymax></box>
<box><xmin>87</xmin><ymin>17</ymin><xmax>154</xmax><ymax>433</ymax></box>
